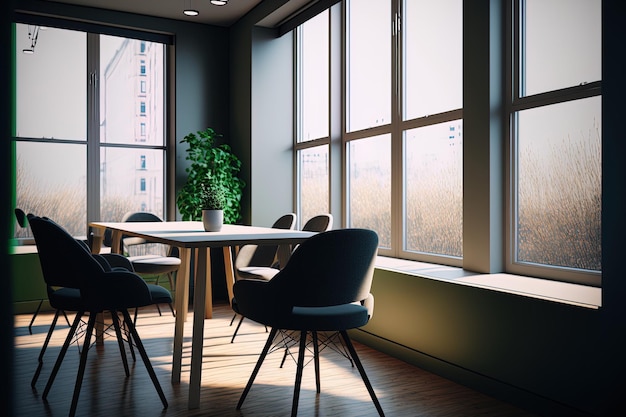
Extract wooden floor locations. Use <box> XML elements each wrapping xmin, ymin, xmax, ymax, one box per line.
<box><xmin>13</xmin><ymin>302</ymin><xmax>540</xmax><ymax>417</ymax></box>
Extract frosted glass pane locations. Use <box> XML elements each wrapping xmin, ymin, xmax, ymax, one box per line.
<box><xmin>15</xmin><ymin>142</ymin><xmax>86</xmax><ymax>237</ymax></box>
<box><xmin>347</xmin><ymin>0</ymin><xmax>391</xmax><ymax>132</ymax></box>
<box><xmin>100</xmin><ymin>36</ymin><xmax>165</xmax><ymax>146</ymax></box>
<box><xmin>403</xmin><ymin>0</ymin><xmax>462</xmax><ymax>119</ymax></box>
<box><xmin>517</xmin><ymin>97</ymin><xmax>601</xmax><ymax>270</ymax></box>
<box><xmin>523</xmin><ymin>0</ymin><xmax>601</xmax><ymax>96</ymax></box>
<box><xmin>348</xmin><ymin>135</ymin><xmax>391</xmax><ymax>247</ymax></box>
<box><xmin>299</xmin><ymin>145</ymin><xmax>329</xmax><ymax>225</ymax></box>
<box><xmin>100</xmin><ymin>147</ymin><xmax>164</xmax><ymax>221</ymax></box>
<box><xmin>404</xmin><ymin>121</ymin><xmax>463</xmax><ymax>257</ymax></box>
<box><xmin>15</xmin><ymin>24</ymin><xmax>86</xmax><ymax>140</ymax></box>
<box><xmin>299</xmin><ymin>11</ymin><xmax>329</xmax><ymax>142</ymax></box>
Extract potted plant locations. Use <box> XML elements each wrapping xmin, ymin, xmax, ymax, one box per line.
<box><xmin>177</xmin><ymin>127</ymin><xmax>245</xmax><ymax>224</ymax></box>
<box><xmin>200</xmin><ymin>181</ymin><xmax>225</xmax><ymax>232</ymax></box>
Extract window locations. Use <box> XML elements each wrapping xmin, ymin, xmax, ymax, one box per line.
<box><xmin>295</xmin><ymin>10</ymin><xmax>330</xmax><ymax>227</ymax></box>
<box><xmin>140</xmin><ymin>101</ymin><xmax>146</xmax><ymax>115</ymax></box>
<box><xmin>13</xmin><ymin>22</ymin><xmax>167</xmax><ymax>239</ymax></box>
<box><xmin>140</xmin><ymin>177</ymin><xmax>146</xmax><ymax>192</ymax></box>
<box><xmin>507</xmin><ymin>0</ymin><xmax>601</xmax><ymax>285</ymax></box>
<box><xmin>343</xmin><ymin>0</ymin><xmax>462</xmax><ymax>261</ymax></box>
<box><xmin>401</xmin><ymin>0</ymin><xmax>463</xmax><ymax>261</ymax></box>
<box><xmin>294</xmin><ymin>0</ymin><xmax>600</xmax><ymax>285</ymax></box>
<box><xmin>140</xmin><ymin>59</ymin><xmax>146</xmax><ymax>75</ymax></box>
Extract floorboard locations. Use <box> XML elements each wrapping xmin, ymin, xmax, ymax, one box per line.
<box><xmin>13</xmin><ymin>302</ymin><xmax>540</xmax><ymax>417</ymax></box>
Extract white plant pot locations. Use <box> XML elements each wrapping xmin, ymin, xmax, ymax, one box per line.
<box><xmin>202</xmin><ymin>209</ymin><xmax>224</xmax><ymax>232</ymax></box>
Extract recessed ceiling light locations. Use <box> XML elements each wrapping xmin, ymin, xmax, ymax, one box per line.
<box><xmin>183</xmin><ymin>9</ymin><xmax>199</xmax><ymax>16</ymax></box>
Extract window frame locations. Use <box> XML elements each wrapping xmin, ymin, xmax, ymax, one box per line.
<box><xmin>12</xmin><ymin>17</ymin><xmax>172</xmax><ymax>240</ymax></box>
<box><xmin>504</xmin><ymin>0</ymin><xmax>602</xmax><ymax>286</ymax></box>
<box><xmin>294</xmin><ymin>9</ymin><xmax>333</xmax><ymax>229</ymax></box>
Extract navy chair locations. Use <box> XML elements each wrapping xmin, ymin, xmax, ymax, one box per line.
<box><xmin>233</xmin><ymin>228</ymin><xmax>384</xmax><ymax>417</ymax></box>
<box><xmin>29</xmin><ymin>215</ymin><xmax>169</xmax><ymax>417</ymax></box>
<box><xmin>104</xmin><ymin>211</ymin><xmax>179</xmax><ymax>319</ymax></box>
<box><xmin>15</xmin><ymin>208</ymin><xmax>61</xmax><ymax>334</ymax></box>
<box><xmin>229</xmin><ymin>213</ymin><xmax>297</xmax><ymax>342</ymax></box>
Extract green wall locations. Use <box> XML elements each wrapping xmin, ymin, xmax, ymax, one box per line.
<box><xmin>11</xmin><ymin>250</ymin><xmax>46</xmax><ymax>314</ymax></box>
<box><xmin>354</xmin><ymin>269</ymin><xmax>603</xmax><ymax>416</ymax></box>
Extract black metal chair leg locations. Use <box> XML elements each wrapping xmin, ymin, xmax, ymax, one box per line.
<box><xmin>31</xmin><ymin>309</ymin><xmax>62</xmax><ymax>387</ymax></box>
<box><xmin>312</xmin><ymin>331</ymin><xmax>321</xmax><ymax>394</ymax></box>
<box><xmin>121</xmin><ymin>309</ymin><xmax>168</xmax><ymax>409</ymax></box>
<box><xmin>42</xmin><ymin>311</ymin><xmax>84</xmax><ymax>401</ymax></box>
<box><xmin>110</xmin><ymin>310</ymin><xmax>130</xmax><ymax>377</ymax></box>
<box><xmin>291</xmin><ymin>330</ymin><xmax>307</xmax><ymax>417</ymax></box>
<box><xmin>28</xmin><ymin>299</ymin><xmax>44</xmax><ymax>334</ymax></box>
<box><xmin>62</xmin><ymin>310</ymin><xmax>71</xmax><ymax>327</ymax></box>
<box><xmin>231</xmin><ymin>315</ymin><xmax>245</xmax><ymax>343</ymax></box>
<box><xmin>68</xmin><ymin>313</ymin><xmax>96</xmax><ymax>417</ymax></box>
<box><xmin>339</xmin><ymin>330</ymin><xmax>385</xmax><ymax>417</ymax></box>
<box><xmin>237</xmin><ymin>328</ymin><xmax>279</xmax><ymax>410</ymax></box>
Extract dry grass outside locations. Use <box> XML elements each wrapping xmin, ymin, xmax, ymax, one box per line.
<box><xmin>15</xmin><ymin>126</ymin><xmax>601</xmax><ymax>272</ymax></box>
<box><xmin>518</xmin><ymin>124</ymin><xmax>601</xmax><ymax>270</ymax></box>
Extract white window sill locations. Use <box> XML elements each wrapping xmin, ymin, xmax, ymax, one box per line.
<box><xmin>374</xmin><ymin>256</ymin><xmax>601</xmax><ymax>309</ymax></box>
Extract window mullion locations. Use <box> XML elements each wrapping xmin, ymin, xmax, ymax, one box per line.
<box><xmin>86</xmin><ymin>33</ymin><xmax>100</xmax><ymax>227</ymax></box>
<box><xmin>390</xmin><ymin>0</ymin><xmax>402</xmax><ymax>258</ymax></box>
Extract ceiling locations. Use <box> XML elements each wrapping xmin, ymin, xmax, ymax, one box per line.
<box><xmin>40</xmin><ymin>0</ymin><xmax>314</xmax><ymax>28</ymax></box>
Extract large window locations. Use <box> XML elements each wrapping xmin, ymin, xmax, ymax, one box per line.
<box><xmin>13</xmin><ymin>22</ymin><xmax>167</xmax><ymax>240</ymax></box>
<box><xmin>508</xmin><ymin>0</ymin><xmax>601</xmax><ymax>285</ymax></box>
<box><xmin>344</xmin><ymin>0</ymin><xmax>463</xmax><ymax>262</ymax></box>
<box><xmin>295</xmin><ymin>0</ymin><xmax>601</xmax><ymax>285</ymax></box>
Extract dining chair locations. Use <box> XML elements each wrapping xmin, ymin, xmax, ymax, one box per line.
<box><xmin>229</xmin><ymin>213</ymin><xmax>297</xmax><ymax>342</ymax></box>
<box><xmin>233</xmin><ymin>228</ymin><xmax>384</xmax><ymax>417</ymax></box>
<box><xmin>15</xmin><ymin>208</ymin><xmax>61</xmax><ymax>334</ymax></box>
<box><xmin>229</xmin><ymin>213</ymin><xmax>332</xmax><ymax>343</ymax></box>
<box><xmin>104</xmin><ymin>211</ymin><xmax>179</xmax><ymax>319</ymax></box>
<box><xmin>28</xmin><ymin>215</ymin><xmax>169</xmax><ymax>417</ymax></box>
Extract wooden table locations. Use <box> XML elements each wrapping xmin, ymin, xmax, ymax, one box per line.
<box><xmin>89</xmin><ymin>221</ymin><xmax>315</xmax><ymax>409</ymax></box>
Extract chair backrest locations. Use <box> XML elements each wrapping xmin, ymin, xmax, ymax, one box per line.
<box><xmin>107</xmin><ymin>211</ymin><xmax>175</xmax><ymax>257</ymax></box>
<box><xmin>29</xmin><ymin>215</ymin><xmax>105</xmax><ymax>290</ymax></box>
<box><xmin>15</xmin><ymin>208</ymin><xmax>28</xmax><ymax>228</ymax></box>
<box><xmin>235</xmin><ymin>213</ymin><xmax>297</xmax><ymax>271</ymax></box>
<box><xmin>272</xmin><ymin>213</ymin><xmax>297</xmax><ymax>230</ymax></box>
<box><xmin>269</xmin><ymin>228</ymin><xmax>378</xmax><ymax>307</ymax></box>
<box><xmin>102</xmin><ymin>211</ymin><xmax>163</xmax><ymax>247</ymax></box>
<box><xmin>122</xmin><ymin>211</ymin><xmax>164</xmax><ymax>223</ymax></box>
<box><xmin>302</xmin><ymin>214</ymin><xmax>333</xmax><ymax>232</ymax></box>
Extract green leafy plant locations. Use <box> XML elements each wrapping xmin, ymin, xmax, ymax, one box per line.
<box><xmin>177</xmin><ymin>128</ymin><xmax>245</xmax><ymax>222</ymax></box>
<box><xmin>199</xmin><ymin>182</ymin><xmax>226</xmax><ymax>210</ymax></box>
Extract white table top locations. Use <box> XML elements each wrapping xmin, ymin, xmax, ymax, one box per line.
<box><xmin>89</xmin><ymin>221</ymin><xmax>315</xmax><ymax>248</ymax></box>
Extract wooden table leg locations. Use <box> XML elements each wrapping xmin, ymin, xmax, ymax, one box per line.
<box><xmin>171</xmin><ymin>247</ymin><xmax>191</xmax><ymax>383</ymax></box>
<box><xmin>203</xmin><ymin>248</ymin><xmax>213</xmax><ymax>319</ymax></box>
<box><xmin>223</xmin><ymin>246</ymin><xmax>235</xmax><ymax>306</ymax></box>
<box><xmin>189</xmin><ymin>246</ymin><xmax>208</xmax><ymax>409</ymax></box>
